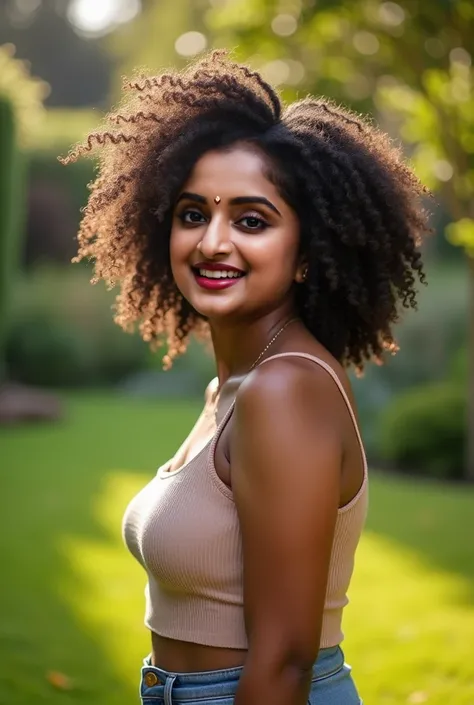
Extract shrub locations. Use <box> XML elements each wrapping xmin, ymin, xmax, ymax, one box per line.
<box><xmin>377</xmin><ymin>382</ymin><xmax>466</xmax><ymax>480</ymax></box>
<box><xmin>449</xmin><ymin>346</ymin><xmax>468</xmax><ymax>385</ymax></box>
<box><xmin>25</xmin><ymin>149</ymin><xmax>95</xmax><ymax>267</ymax></box>
<box><xmin>0</xmin><ymin>95</ymin><xmax>24</xmax><ymax>382</ymax></box>
<box><xmin>0</xmin><ymin>44</ymin><xmax>48</xmax><ymax>380</ymax></box>
<box><xmin>372</xmin><ymin>263</ymin><xmax>469</xmax><ymax>388</ymax></box>
<box><xmin>6</xmin><ymin>265</ymin><xmax>151</xmax><ymax>387</ymax></box>
<box><xmin>351</xmin><ymin>262</ymin><xmax>469</xmax><ymax>460</ymax></box>
<box><xmin>6</xmin><ymin>264</ymin><xmax>216</xmax><ymax>392</ymax></box>
<box><xmin>23</xmin><ymin>108</ymin><xmax>98</xmax><ymax>267</ymax></box>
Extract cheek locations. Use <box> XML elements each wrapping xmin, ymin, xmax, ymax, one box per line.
<box><xmin>254</xmin><ymin>232</ymin><xmax>300</xmax><ymax>278</ymax></box>
<box><xmin>169</xmin><ymin>232</ymin><xmax>193</xmax><ymax>299</ymax></box>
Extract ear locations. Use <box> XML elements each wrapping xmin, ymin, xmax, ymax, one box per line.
<box><xmin>294</xmin><ymin>259</ymin><xmax>308</xmax><ymax>284</ymax></box>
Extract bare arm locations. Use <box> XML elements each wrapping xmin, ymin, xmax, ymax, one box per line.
<box><xmin>232</xmin><ymin>359</ymin><xmax>343</xmax><ymax>705</ymax></box>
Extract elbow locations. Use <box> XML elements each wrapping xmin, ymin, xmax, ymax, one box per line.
<box><xmin>248</xmin><ymin>635</ymin><xmax>320</xmax><ymax>677</ymax></box>
<box><xmin>284</xmin><ymin>647</ymin><xmax>320</xmax><ymax>677</ymax></box>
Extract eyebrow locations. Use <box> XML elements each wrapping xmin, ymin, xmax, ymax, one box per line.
<box><xmin>177</xmin><ymin>192</ymin><xmax>282</xmax><ymax>217</ymax></box>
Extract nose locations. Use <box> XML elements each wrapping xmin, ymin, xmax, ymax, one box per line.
<box><xmin>197</xmin><ymin>214</ymin><xmax>233</xmax><ymax>258</ymax></box>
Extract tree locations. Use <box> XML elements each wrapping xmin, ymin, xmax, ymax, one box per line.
<box><xmin>0</xmin><ymin>43</ymin><xmax>47</xmax><ymax>382</ymax></box>
<box><xmin>206</xmin><ymin>0</ymin><xmax>474</xmax><ymax>479</ymax></box>
<box><xmin>0</xmin><ymin>0</ymin><xmax>112</xmax><ymax>106</ymax></box>
<box><xmin>105</xmin><ymin>0</ymin><xmax>211</xmax><ymax>95</ymax></box>
<box><xmin>0</xmin><ymin>43</ymin><xmax>61</xmax><ymax>423</ymax></box>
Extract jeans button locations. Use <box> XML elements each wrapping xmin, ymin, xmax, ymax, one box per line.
<box><xmin>144</xmin><ymin>672</ymin><xmax>160</xmax><ymax>686</ymax></box>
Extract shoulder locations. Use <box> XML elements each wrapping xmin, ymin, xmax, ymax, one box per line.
<box><xmin>234</xmin><ymin>353</ymin><xmax>348</xmax><ymax>436</ymax></box>
<box><xmin>230</xmin><ymin>354</ymin><xmax>344</xmax><ymax>518</ymax></box>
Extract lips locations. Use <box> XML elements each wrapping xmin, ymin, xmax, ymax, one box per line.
<box><xmin>191</xmin><ymin>263</ymin><xmax>246</xmax><ymax>291</ymax></box>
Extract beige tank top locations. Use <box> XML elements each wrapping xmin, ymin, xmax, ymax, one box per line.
<box><xmin>122</xmin><ymin>352</ymin><xmax>368</xmax><ymax>649</ymax></box>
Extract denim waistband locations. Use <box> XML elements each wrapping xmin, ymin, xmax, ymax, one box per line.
<box><xmin>140</xmin><ymin>645</ymin><xmax>345</xmax><ymax>701</ymax></box>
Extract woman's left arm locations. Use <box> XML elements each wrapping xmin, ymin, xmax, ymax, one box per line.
<box><xmin>231</xmin><ymin>358</ymin><xmax>343</xmax><ymax>705</ymax></box>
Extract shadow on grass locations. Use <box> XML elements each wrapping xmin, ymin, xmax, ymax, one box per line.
<box><xmin>365</xmin><ymin>470</ymin><xmax>474</xmax><ymax>603</ymax></box>
<box><xmin>0</xmin><ymin>393</ymin><xmax>201</xmax><ymax>705</ymax></box>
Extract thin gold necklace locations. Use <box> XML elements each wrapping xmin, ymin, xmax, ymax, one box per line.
<box><xmin>246</xmin><ymin>316</ymin><xmax>299</xmax><ymax>373</ymax></box>
<box><xmin>213</xmin><ymin>316</ymin><xmax>299</xmax><ymax>411</ymax></box>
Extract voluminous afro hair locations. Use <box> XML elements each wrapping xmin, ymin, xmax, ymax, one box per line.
<box><xmin>61</xmin><ymin>50</ymin><xmax>430</xmax><ymax>370</ymax></box>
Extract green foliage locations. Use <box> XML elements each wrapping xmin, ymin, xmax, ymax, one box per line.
<box><xmin>383</xmin><ymin>265</ymin><xmax>468</xmax><ymax>381</ymax></box>
<box><xmin>450</xmin><ymin>345</ymin><xmax>468</xmax><ymax>384</ymax></box>
<box><xmin>0</xmin><ymin>98</ymin><xmax>27</xmax><ymax>382</ymax></box>
<box><xmin>207</xmin><ymin>0</ymin><xmax>474</xmax><ymax>243</ymax></box>
<box><xmin>0</xmin><ymin>98</ymin><xmax>16</xmax><ymax>381</ymax></box>
<box><xmin>106</xmin><ymin>0</ymin><xmax>210</xmax><ymax>93</ymax></box>
<box><xmin>0</xmin><ymin>44</ymin><xmax>47</xmax><ymax>382</ymax></box>
<box><xmin>377</xmin><ymin>382</ymin><xmax>466</xmax><ymax>480</ymax></box>
<box><xmin>23</xmin><ymin>110</ymin><xmax>99</xmax><ymax>268</ymax></box>
<box><xmin>5</xmin><ymin>265</ymin><xmax>215</xmax><ymax>391</ymax></box>
<box><xmin>352</xmin><ymin>263</ymin><xmax>468</xmax><ymax>455</ymax></box>
<box><xmin>32</xmin><ymin>107</ymin><xmax>99</xmax><ymax>153</ymax></box>
<box><xmin>29</xmin><ymin>146</ymin><xmax>96</xmax><ymax>232</ymax></box>
<box><xmin>6</xmin><ymin>265</ymin><xmax>151</xmax><ymax>387</ymax></box>
<box><xmin>447</xmin><ymin>218</ymin><xmax>474</xmax><ymax>256</ymax></box>
<box><xmin>0</xmin><ymin>43</ymin><xmax>48</xmax><ymax>148</ymax></box>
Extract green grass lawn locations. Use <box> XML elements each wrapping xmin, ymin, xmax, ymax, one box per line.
<box><xmin>1</xmin><ymin>392</ymin><xmax>473</xmax><ymax>705</ymax></box>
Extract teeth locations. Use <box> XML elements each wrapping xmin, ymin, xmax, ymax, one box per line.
<box><xmin>198</xmin><ymin>269</ymin><xmax>243</xmax><ymax>279</ymax></box>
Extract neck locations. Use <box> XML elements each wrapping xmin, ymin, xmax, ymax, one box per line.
<box><xmin>210</xmin><ymin>307</ymin><xmax>298</xmax><ymax>389</ymax></box>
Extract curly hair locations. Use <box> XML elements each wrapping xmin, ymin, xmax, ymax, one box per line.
<box><xmin>60</xmin><ymin>50</ymin><xmax>430</xmax><ymax>370</ymax></box>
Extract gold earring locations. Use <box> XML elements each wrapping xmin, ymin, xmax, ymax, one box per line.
<box><xmin>214</xmin><ymin>196</ymin><xmax>221</xmax><ymax>204</ymax></box>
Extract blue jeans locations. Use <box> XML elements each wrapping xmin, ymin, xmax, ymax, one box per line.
<box><xmin>140</xmin><ymin>645</ymin><xmax>362</xmax><ymax>704</ymax></box>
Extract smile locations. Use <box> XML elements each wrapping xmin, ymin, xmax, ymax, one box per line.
<box><xmin>192</xmin><ymin>267</ymin><xmax>245</xmax><ymax>290</ymax></box>
<box><xmin>198</xmin><ymin>268</ymin><xmax>243</xmax><ymax>279</ymax></box>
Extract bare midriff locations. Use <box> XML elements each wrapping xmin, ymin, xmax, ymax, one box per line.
<box><xmin>151</xmin><ymin>632</ymin><xmax>247</xmax><ymax>672</ymax></box>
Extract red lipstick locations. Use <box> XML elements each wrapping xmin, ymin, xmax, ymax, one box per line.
<box><xmin>192</xmin><ymin>262</ymin><xmax>246</xmax><ymax>290</ymax></box>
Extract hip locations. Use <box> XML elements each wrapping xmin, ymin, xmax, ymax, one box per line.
<box><xmin>140</xmin><ymin>645</ymin><xmax>362</xmax><ymax>704</ymax></box>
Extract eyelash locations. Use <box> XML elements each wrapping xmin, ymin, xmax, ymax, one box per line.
<box><xmin>177</xmin><ymin>208</ymin><xmax>269</xmax><ymax>231</ymax></box>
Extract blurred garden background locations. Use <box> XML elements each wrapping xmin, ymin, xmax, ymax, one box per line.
<box><xmin>0</xmin><ymin>0</ymin><xmax>473</xmax><ymax>703</ymax></box>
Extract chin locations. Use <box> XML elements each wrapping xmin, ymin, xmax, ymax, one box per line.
<box><xmin>176</xmin><ymin>275</ymin><xmax>245</xmax><ymax>319</ymax></box>
<box><xmin>188</xmin><ymin>298</ymin><xmax>243</xmax><ymax>322</ymax></box>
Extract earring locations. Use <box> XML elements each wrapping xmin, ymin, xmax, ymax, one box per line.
<box><xmin>300</xmin><ymin>266</ymin><xmax>308</xmax><ymax>283</ymax></box>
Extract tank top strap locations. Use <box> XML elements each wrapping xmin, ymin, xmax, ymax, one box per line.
<box><xmin>258</xmin><ymin>352</ymin><xmax>367</xmax><ymax>472</ymax></box>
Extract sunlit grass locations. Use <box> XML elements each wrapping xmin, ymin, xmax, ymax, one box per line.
<box><xmin>57</xmin><ymin>471</ymin><xmax>151</xmax><ymax>688</ymax></box>
<box><xmin>1</xmin><ymin>392</ymin><xmax>473</xmax><ymax>704</ymax></box>
<box><xmin>0</xmin><ymin>393</ymin><xmax>201</xmax><ymax>704</ymax></box>
<box><xmin>346</xmin><ymin>533</ymin><xmax>474</xmax><ymax>703</ymax></box>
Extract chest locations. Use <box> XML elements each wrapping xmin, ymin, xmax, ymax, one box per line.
<box><xmin>175</xmin><ymin>409</ymin><xmax>233</xmax><ymax>489</ymax></box>
<box><xmin>124</xmin><ymin>446</ymin><xmax>241</xmax><ymax>591</ymax></box>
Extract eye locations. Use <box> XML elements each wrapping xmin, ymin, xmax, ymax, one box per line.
<box><xmin>238</xmin><ymin>215</ymin><xmax>268</xmax><ymax>231</ymax></box>
<box><xmin>178</xmin><ymin>209</ymin><xmax>206</xmax><ymax>225</ymax></box>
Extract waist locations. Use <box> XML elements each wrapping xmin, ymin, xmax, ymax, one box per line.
<box><xmin>151</xmin><ymin>632</ymin><xmax>247</xmax><ymax>672</ymax></box>
<box><xmin>141</xmin><ymin>646</ymin><xmax>345</xmax><ymax>700</ymax></box>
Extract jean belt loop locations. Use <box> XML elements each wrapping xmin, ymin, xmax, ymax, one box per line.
<box><xmin>164</xmin><ymin>674</ymin><xmax>177</xmax><ymax>705</ymax></box>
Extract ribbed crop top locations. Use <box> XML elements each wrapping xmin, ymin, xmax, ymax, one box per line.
<box><xmin>122</xmin><ymin>352</ymin><xmax>368</xmax><ymax>649</ymax></box>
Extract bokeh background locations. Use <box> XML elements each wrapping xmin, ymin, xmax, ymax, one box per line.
<box><xmin>0</xmin><ymin>0</ymin><xmax>473</xmax><ymax>703</ymax></box>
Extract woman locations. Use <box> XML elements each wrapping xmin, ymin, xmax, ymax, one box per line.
<box><xmin>62</xmin><ymin>51</ymin><xmax>429</xmax><ymax>704</ymax></box>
